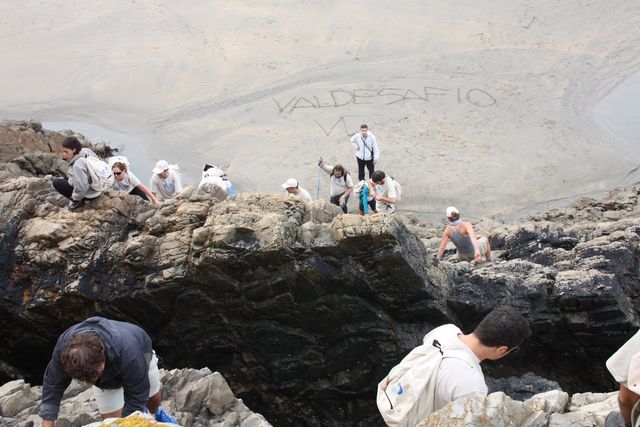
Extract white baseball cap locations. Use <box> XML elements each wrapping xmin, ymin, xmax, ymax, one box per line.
<box><xmin>152</xmin><ymin>160</ymin><xmax>169</xmax><ymax>174</ymax></box>
<box><xmin>281</xmin><ymin>178</ymin><xmax>298</xmax><ymax>189</ymax></box>
<box><xmin>446</xmin><ymin>206</ymin><xmax>459</xmax><ymax>217</ymax></box>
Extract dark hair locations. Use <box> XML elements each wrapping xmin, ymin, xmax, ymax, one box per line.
<box><xmin>203</xmin><ymin>164</ymin><xmax>214</xmax><ymax>171</ymax></box>
<box><xmin>332</xmin><ymin>164</ymin><xmax>347</xmax><ymax>177</ymax></box>
<box><xmin>371</xmin><ymin>170</ymin><xmax>386</xmax><ymax>183</ymax></box>
<box><xmin>360</xmin><ymin>124</ymin><xmax>368</xmax><ymax>129</ymax></box>
<box><xmin>60</xmin><ymin>333</ymin><xmax>106</xmax><ymax>383</ymax></box>
<box><xmin>112</xmin><ymin>161</ymin><xmax>127</xmax><ymax>172</ymax></box>
<box><xmin>473</xmin><ymin>306</ymin><xmax>531</xmax><ymax>349</ymax></box>
<box><xmin>448</xmin><ymin>212</ymin><xmax>460</xmax><ymax>221</ymax></box>
<box><xmin>61</xmin><ymin>137</ymin><xmax>83</xmax><ymax>155</ymax></box>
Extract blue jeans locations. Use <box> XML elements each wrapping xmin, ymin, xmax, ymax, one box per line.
<box><xmin>330</xmin><ymin>192</ymin><xmax>350</xmax><ymax>213</ymax></box>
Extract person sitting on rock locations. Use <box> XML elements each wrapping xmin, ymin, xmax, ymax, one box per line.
<box><xmin>39</xmin><ymin>316</ymin><xmax>176</xmax><ymax>426</ymax></box>
<box><xmin>149</xmin><ymin>160</ymin><xmax>183</xmax><ymax>201</ymax></box>
<box><xmin>437</xmin><ymin>206</ymin><xmax>492</xmax><ymax>262</ymax></box>
<box><xmin>371</xmin><ymin>170</ymin><xmax>398</xmax><ymax>214</ymax></box>
<box><xmin>318</xmin><ymin>157</ymin><xmax>353</xmax><ymax>213</ymax></box>
<box><xmin>282</xmin><ymin>178</ymin><xmax>312</xmax><ymax>202</ymax></box>
<box><xmin>52</xmin><ymin>136</ymin><xmax>110</xmax><ymax>209</ymax></box>
<box><xmin>111</xmin><ymin>161</ymin><xmax>158</xmax><ymax>204</ymax></box>
<box><xmin>605</xmin><ymin>330</ymin><xmax>640</xmax><ymax>427</ymax></box>
<box><xmin>424</xmin><ymin>306</ymin><xmax>530</xmax><ymax>413</ymax></box>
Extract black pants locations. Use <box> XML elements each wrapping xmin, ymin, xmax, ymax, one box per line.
<box><xmin>52</xmin><ymin>178</ymin><xmax>99</xmax><ymax>201</ymax></box>
<box><xmin>356</xmin><ymin>157</ymin><xmax>375</xmax><ymax>181</ymax></box>
<box><xmin>129</xmin><ymin>186</ymin><xmax>149</xmax><ymax>201</ymax></box>
<box><xmin>52</xmin><ymin>178</ymin><xmax>74</xmax><ymax>199</ymax></box>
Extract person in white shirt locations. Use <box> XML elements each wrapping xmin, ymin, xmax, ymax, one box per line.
<box><xmin>371</xmin><ymin>170</ymin><xmax>397</xmax><ymax>214</ymax></box>
<box><xmin>350</xmin><ymin>124</ymin><xmax>380</xmax><ymax>181</ymax></box>
<box><xmin>281</xmin><ymin>178</ymin><xmax>312</xmax><ymax>202</ymax></box>
<box><xmin>111</xmin><ymin>162</ymin><xmax>158</xmax><ymax>204</ymax></box>
<box><xmin>424</xmin><ymin>306</ymin><xmax>531</xmax><ymax>412</ymax></box>
<box><xmin>149</xmin><ymin>160</ymin><xmax>183</xmax><ymax>201</ymax></box>
<box><xmin>318</xmin><ymin>157</ymin><xmax>354</xmax><ymax>213</ymax></box>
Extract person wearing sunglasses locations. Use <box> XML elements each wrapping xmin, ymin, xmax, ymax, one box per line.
<box><xmin>423</xmin><ymin>306</ymin><xmax>531</xmax><ymax>413</ymax></box>
<box><xmin>111</xmin><ymin>161</ymin><xmax>158</xmax><ymax>204</ymax></box>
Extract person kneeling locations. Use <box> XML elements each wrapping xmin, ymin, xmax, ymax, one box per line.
<box><xmin>111</xmin><ymin>161</ymin><xmax>158</xmax><ymax>204</ymax></box>
<box><xmin>437</xmin><ymin>206</ymin><xmax>492</xmax><ymax>262</ymax></box>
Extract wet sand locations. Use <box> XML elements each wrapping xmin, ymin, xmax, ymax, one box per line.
<box><xmin>1</xmin><ymin>1</ymin><xmax>640</xmax><ymax>221</ymax></box>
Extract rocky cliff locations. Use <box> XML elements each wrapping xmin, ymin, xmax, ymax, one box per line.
<box><xmin>0</xmin><ymin>121</ymin><xmax>639</xmax><ymax>426</ymax></box>
<box><xmin>0</xmin><ymin>367</ymin><xmax>271</xmax><ymax>426</ymax></box>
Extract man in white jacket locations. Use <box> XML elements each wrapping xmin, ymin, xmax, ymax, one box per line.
<box><xmin>350</xmin><ymin>124</ymin><xmax>380</xmax><ymax>181</ymax></box>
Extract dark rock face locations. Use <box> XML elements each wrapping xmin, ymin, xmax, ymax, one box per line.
<box><xmin>1</xmin><ymin>129</ymin><xmax>639</xmax><ymax>425</ymax></box>
<box><xmin>0</xmin><ymin>172</ymin><xmax>448</xmax><ymax>425</ymax></box>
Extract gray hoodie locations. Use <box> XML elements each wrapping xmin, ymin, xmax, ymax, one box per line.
<box><xmin>68</xmin><ymin>148</ymin><xmax>102</xmax><ymax>201</ymax></box>
<box><xmin>39</xmin><ymin>317</ymin><xmax>154</xmax><ymax>421</ymax></box>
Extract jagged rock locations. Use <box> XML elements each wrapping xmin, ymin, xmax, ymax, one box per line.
<box><xmin>423</xmin><ymin>389</ymin><xmax>605</xmax><ymax>427</ymax></box>
<box><xmin>548</xmin><ymin>392</ymin><xmax>617</xmax><ymax>426</ymax></box>
<box><xmin>0</xmin><ymin>369</ymin><xmax>270</xmax><ymax>427</ymax></box>
<box><xmin>2</xmin><ymin>125</ymin><xmax>640</xmax><ymax>425</ymax></box>
<box><xmin>423</xmin><ymin>392</ymin><xmax>548</xmax><ymax>426</ymax></box>
<box><xmin>486</xmin><ymin>372</ymin><xmax>561</xmax><ymax>401</ymax></box>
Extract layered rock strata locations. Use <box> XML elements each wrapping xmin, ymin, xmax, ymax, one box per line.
<box><xmin>0</xmin><ymin>121</ymin><xmax>639</xmax><ymax>425</ymax></box>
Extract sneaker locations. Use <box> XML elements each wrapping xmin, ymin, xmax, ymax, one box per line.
<box><xmin>68</xmin><ymin>200</ymin><xmax>82</xmax><ymax>210</ymax></box>
<box><xmin>155</xmin><ymin>406</ymin><xmax>178</xmax><ymax>424</ymax></box>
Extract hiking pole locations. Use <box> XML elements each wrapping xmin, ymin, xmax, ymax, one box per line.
<box><xmin>316</xmin><ymin>161</ymin><xmax>322</xmax><ymax>200</ymax></box>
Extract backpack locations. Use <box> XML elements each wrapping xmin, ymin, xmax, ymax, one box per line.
<box><xmin>390</xmin><ymin>177</ymin><xmax>402</xmax><ymax>201</ymax></box>
<box><xmin>169</xmin><ymin>163</ymin><xmax>182</xmax><ymax>179</ymax></box>
<box><xmin>376</xmin><ymin>339</ymin><xmax>475</xmax><ymax>427</ymax></box>
<box><xmin>84</xmin><ymin>154</ymin><xmax>114</xmax><ymax>192</ymax></box>
<box><xmin>203</xmin><ymin>163</ymin><xmax>226</xmax><ymax>179</ymax></box>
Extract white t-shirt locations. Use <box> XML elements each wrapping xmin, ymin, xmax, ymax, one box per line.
<box><xmin>286</xmin><ymin>187</ymin><xmax>312</xmax><ymax>202</ymax></box>
<box><xmin>112</xmin><ymin>170</ymin><xmax>142</xmax><ymax>193</ymax></box>
<box><xmin>607</xmin><ymin>329</ymin><xmax>640</xmax><ymax>394</ymax></box>
<box><xmin>149</xmin><ymin>170</ymin><xmax>183</xmax><ymax>200</ymax></box>
<box><xmin>329</xmin><ymin>173</ymin><xmax>354</xmax><ymax>197</ymax></box>
<box><xmin>375</xmin><ymin>177</ymin><xmax>398</xmax><ymax>213</ymax></box>
<box><xmin>422</xmin><ymin>324</ymin><xmax>487</xmax><ymax>411</ymax></box>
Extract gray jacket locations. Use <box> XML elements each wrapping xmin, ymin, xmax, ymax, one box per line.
<box><xmin>68</xmin><ymin>148</ymin><xmax>102</xmax><ymax>201</ymax></box>
<box><xmin>39</xmin><ymin>317</ymin><xmax>154</xmax><ymax>421</ymax></box>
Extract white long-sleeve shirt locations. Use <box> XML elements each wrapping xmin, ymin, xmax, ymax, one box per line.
<box><xmin>350</xmin><ymin>132</ymin><xmax>380</xmax><ymax>161</ymax></box>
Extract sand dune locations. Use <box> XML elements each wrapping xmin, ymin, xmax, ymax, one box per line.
<box><xmin>1</xmin><ymin>0</ymin><xmax>639</xmax><ymax>220</ymax></box>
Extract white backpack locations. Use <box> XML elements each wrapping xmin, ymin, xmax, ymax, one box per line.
<box><xmin>391</xmin><ymin>177</ymin><xmax>402</xmax><ymax>201</ymax></box>
<box><xmin>85</xmin><ymin>155</ymin><xmax>114</xmax><ymax>192</ymax></box>
<box><xmin>376</xmin><ymin>339</ymin><xmax>474</xmax><ymax>427</ymax></box>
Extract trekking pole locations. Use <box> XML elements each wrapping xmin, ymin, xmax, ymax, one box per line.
<box><xmin>316</xmin><ymin>161</ymin><xmax>322</xmax><ymax>200</ymax></box>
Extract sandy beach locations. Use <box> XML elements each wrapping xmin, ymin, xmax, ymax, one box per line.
<box><xmin>1</xmin><ymin>0</ymin><xmax>639</xmax><ymax>221</ymax></box>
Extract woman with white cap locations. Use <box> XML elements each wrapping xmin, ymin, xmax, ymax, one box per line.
<box><xmin>149</xmin><ymin>160</ymin><xmax>183</xmax><ymax>201</ymax></box>
<box><xmin>282</xmin><ymin>178</ymin><xmax>312</xmax><ymax>202</ymax></box>
<box><xmin>437</xmin><ymin>206</ymin><xmax>491</xmax><ymax>262</ymax></box>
